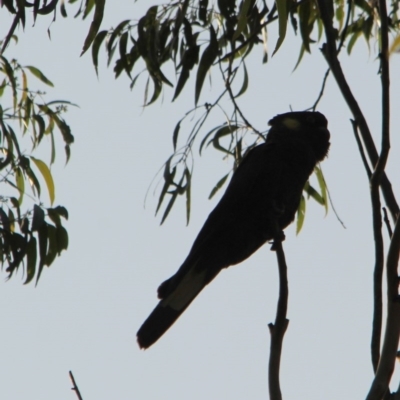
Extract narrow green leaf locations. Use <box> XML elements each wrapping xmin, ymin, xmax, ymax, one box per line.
<box><xmin>24</xmin><ymin>236</ymin><xmax>37</xmax><ymax>285</ymax></box>
<box><xmin>304</xmin><ymin>183</ymin><xmax>324</xmax><ymax>205</ymax></box>
<box><xmin>389</xmin><ymin>34</ymin><xmax>400</xmax><ymax>56</ymax></box>
<box><xmin>81</xmin><ymin>0</ymin><xmax>106</xmax><ymax>56</ymax></box>
<box><xmin>15</xmin><ymin>167</ymin><xmax>25</xmax><ymax>205</ymax></box>
<box><xmin>53</xmin><ymin>205</ymin><xmax>69</xmax><ymax>220</ymax></box>
<box><xmin>45</xmin><ymin>224</ymin><xmax>58</xmax><ymax>267</ymax></box>
<box><xmin>199</xmin><ymin>125</ymin><xmax>221</xmax><ymax>155</ymax></box>
<box><xmin>50</xmin><ymin>131</ymin><xmax>56</xmax><ymax>165</ymax></box>
<box><xmin>292</xmin><ymin>44</ymin><xmax>306</xmax><ymax>72</ymax></box>
<box><xmin>25</xmin><ymin>66</ymin><xmax>54</xmax><ymax>87</ymax></box>
<box><xmin>235</xmin><ymin>62</ymin><xmax>248</xmax><ymax>98</ymax></box>
<box><xmin>92</xmin><ymin>30</ymin><xmax>108</xmax><ymax>75</ymax></box>
<box><xmin>208</xmin><ymin>173</ymin><xmax>230</xmax><ymax>199</ymax></box>
<box><xmin>172</xmin><ymin>119</ymin><xmax>182</xmax><ymax>151</ymax></box>
<box><xmin>47</xmin><ymin>208</ymin><xmax>61</xmax><ymax>226</ymax></box>
<box><xmin>37</xmin><ymin>0</ymin><xmax>58</xmax><ymax>15</ymax></box>
<box><xmin>296</xmin><ymin>195</ymin><xmax>306</xmax><ymax>234</ymax></box>
<box><xmin>272</xmin><ymin>0</ymin><xmax>288</xmax><ymax>55</ymax></box>
<box><xmin>184</xmin><ymin>169</ymin><xmax>191</xmax><ymax>225</ymax></box>
<box><xmin>8</xmin><ymin>208</ymin><xmax>15</xmax><ymax>232</ymax></box>
<box><xmin>0</xmin><ymin>56</ymin><xmax>17</xmax><ymax>110</ymax></box>
<box><xmin>30</xmin><ymin>157</ymin><xmax>55</xmax><ymax>205</ymax></box>
<box><xmin>31</xmin><ymin>204</ymin><xmax>45</xmax><ymax>231</ymax></box>
<box><xmin>195</xmin><ymin>25</ymin><xmax>218</xmax><ymax>105</ymax></box>
<box><xmin>347</xmin><ymin>30</ymin><xmax>362</xmax><ymax>55</ymax></box>
<box><xmin>160</xmin><ymin>175</ymin><xmax>184</xmax><ymax>225</ymax></box>
<box><xmin>315</xmin><ymin>166</ymin><xmax>328</xmax><ymax>213</ymax></box>
<box><xmin>55</xmin><ymin>225</ymin><xmax>68</xmax><ymax>253</ymax></box>
<box><xmin>26</xmin><ymin>167</ymin><xmax>41</xmax><ymax>198</ymax></box>
<box><xmin>36</xmin><ymin>223</ymin><xmax>48</xmax><ymax>285</ymax></box>
<box><xmin>233</xmin><ymin>0</ymin><xmax>253</xmax><ymax>41</ymax></box>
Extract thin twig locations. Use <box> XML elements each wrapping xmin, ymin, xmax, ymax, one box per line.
<box><xmin>268</xmin><ymin>232</ymin><xmax>289</xmax><ymax>400</ymax></box>
<box><xmin>223</xmin><ymin>56</ymin><xmax>264</xmax><ymax>139</ymax></box>
<box><xmin>310</xmin><ymin>68</ymin><xmax>330</xmax><ymax>111</ymax></box>
<box><xmin>1</xmin><ymin>15</ymin><xmax>20</xmax><ymax>56</ymax></box>
<box><xmin>69</xmin><ymin>371</ymin><xmax>84</xmax><ymax>400</ymax></box>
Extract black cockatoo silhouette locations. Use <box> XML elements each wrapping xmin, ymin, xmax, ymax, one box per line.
<box><xmin>137</xmin><ymin>111</ymin><xmax>330</xmax><ymax>349</ymax></box>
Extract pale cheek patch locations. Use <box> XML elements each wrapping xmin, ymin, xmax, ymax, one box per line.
<box><xmin>282</xmin><ymin>118</ymin><xmax>301</xmax><ymax>130</ymax></box>
<box><xmin>163</xmin><ymin>266</ymin><xmax>208</xmax><ymax>311</ymax></box>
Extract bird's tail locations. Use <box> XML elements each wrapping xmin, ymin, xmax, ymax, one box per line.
<box><xmin>137</xmin><ymin>265</ymin><xmax>214</xmax><ymax>349</ymax></box>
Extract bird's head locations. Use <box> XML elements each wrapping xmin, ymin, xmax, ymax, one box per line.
<box><xmin>267</xmin><ymin>111</ymin><xmax>331</xmax><ymax>162</ymax></box>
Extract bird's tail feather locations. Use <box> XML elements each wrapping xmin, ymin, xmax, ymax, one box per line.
<box><xmin>137</xmin><ymin>266</ymin><xmax>211</xmax><ymax>349</ymax></box>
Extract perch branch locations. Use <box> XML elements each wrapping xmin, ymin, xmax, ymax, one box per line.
<box><xmin>268</xmin><ymin>232</ymin><xmax>289</xmax><ymax>400</ymax></box>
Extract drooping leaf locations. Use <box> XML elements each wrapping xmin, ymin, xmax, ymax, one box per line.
<box><xmin>24</xmin><ymin>236</ymin><xmax>37</xmax><ymax>285</ymax></box>
<box><xmin>92</xmin><ymin>30</ymin><xmax>108</xmax><ymax>75</ymax></box>
<box><xmin>45</xmin><ymin>223</ymin><xmax>58</xmax><ymax>267</ymax></box>
<box><xmin>36</xmin><ymin>223</ymin><xmax>48</xmax><ymax>285</ymax></box>
<box><xmin>233</xmin><ymin>0</ymin><xmax>253</xmax><ymax>41</ymax></box>
<box><xmin>172</xmin><ymin>119</ymin><xmax>182</xmax><ymax>151</ymax></box>
<box><xmin>37</xmin><ymin>0</ymin><xmax>59</xmax><ymax>15</ymax></box>
<box><xmin>53</xmin><ymin>205</ymin><xmax>69</xmax><ymax>220</ymax></box>
<box><xmin>296</xmin><ymin>195</ymin><xmax>306</xmax><ymax>234</ymax></box>
<box><xmin>15</xmin><ymin>167</ymin><xmax>25</xmax><ymax>205</ymax></box>
<box><xmin>55</xmin><ymin>225</ymin><xmax>68</xmax><ymax>254</ymax></box>
<box><xmin>389</xmin><ymin>34</ymin><xmax>400</xmax><ymax>55</ymax></box>
<box><xmin>235</xmin><ymin>62</ymin><xmax>248</xmax><ymax>98</ymax></box>
<box><xmin>272</xmin><ymin>0</ymin><xmax>288</xmax><ymax>55</ymax></box>
<box><xmin>30</xmin><ymin>157</ymin><xmax>55</xmax><ymax>205</ymax></box>
<box><xmin>209</xmin><ymin>173</ymin><xmax>230</xmax><ymax>199</ymax></box>
<box><xmin>195</xmin><ymin>25</ymin><xmax>219</xmax><ymax>105</ymax></box>
<box><xmin>31</xmin><ymin>204</ymin><xmax>45</xmax><ymax>231</ymax></box>
<box><xmin>25</xmin><ymin>66</ymin><xmax>54</xmax><ymax>87</ymax></box>
<box><xmin>160</xmin><ymin>174</ymin><xmax>185</xmax><ymax>225</ymax></box>
<box><xmin>315</xmin><ymin>166</ymin><xmax>328</xmax><ymax>213</ymax></box>
<box><xmin>184</xmin><ymin>169</ymin><xmax>191</xmax><ymax>225</ymax></box>
<box><xmin>81</xmin><ymin>0</ymin><xmax>106</xmax><ymax>56</ymax></box>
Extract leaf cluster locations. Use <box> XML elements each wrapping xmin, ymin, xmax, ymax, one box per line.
<box><xmin>0</xmin><ymin>54</ymin><xmax>73</xmax><ymax>283</ymax></box>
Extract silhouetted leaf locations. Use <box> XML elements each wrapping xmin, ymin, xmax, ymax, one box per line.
<box><xmin>273</xmin><ymin>0</ymin><xmax>288</xmax><ymax>55</ymax></box>
<box><xmin>45</xmin><ymin>224</ymin><xmax>58</xmax><ymax>266</ymax></box>
<box><xmin>81</xmin><ymin>0</ymin><xmax>106</xmax><ymax>56</ymax></box>
<box><xmin>92</xmin><ymin>30</ymin><xmax>108</xmax><ymax>75</ymax></box>
<box><xmin>31</xmin><ymin>205</ymin><xmax>45</xmax><ymax>231</ymax></box>
<box><xmin>235</xmin><ymin>62</ymin><xmax>248</xmax><ymax>98</ymax></box>
<box><xmin>36</xmin><ymin>223</ymin><xmax>48</xmax><ymax>284</ymax></box>
<box><xmin>195</xmin><ymin>25</ymin><xmax>218</xmax><ymax>105</ymax></box>
<box><xmin>209</xmin><ymin>173</ymin><xmax>230</xmax><ymax>199</ymax></box>
<box><xmin>24</xmin><ymin>236</ymin><xmax>37</xmax><ymax>285</ymax></box>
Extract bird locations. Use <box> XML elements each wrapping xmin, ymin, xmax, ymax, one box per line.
<box><xmin>137</xmin><ymin>111</ymin><xmax>330</xmax><ymax>349</ymax></box>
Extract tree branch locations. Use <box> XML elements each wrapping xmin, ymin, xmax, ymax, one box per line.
<box><xmin>316</xmin><ymin>0</ymin><xmax>399</xmax><ymax>222</ymax></box>
<box><xmin>268</xmin><ymin>233</ymin><xmax>289</xmax><ymax>400</ymax></box>
<box><xmin>366</xmin><ymin>215</ymin><xmax>400</xmax><ymax>400</ymax></box>
<box><xmin>368</xmin><ymin>0</ymin><xmax>391</xmax><ymax>374</ymax></box>
<box><xmin>69</xmin><ymin>371</ymin><xmax>84</xmax><ymax>400</ymax></box>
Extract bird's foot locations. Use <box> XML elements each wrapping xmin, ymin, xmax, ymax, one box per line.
<box><xmin>270</xmin><ymin>230</ymin><xmax>285</xmax><ymax>251</ymax></box>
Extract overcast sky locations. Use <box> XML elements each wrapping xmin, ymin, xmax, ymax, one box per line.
<box><xmin>1</xmin><ymin>1</ymin><xmax>400</xmax><ymax>399</ymax></box>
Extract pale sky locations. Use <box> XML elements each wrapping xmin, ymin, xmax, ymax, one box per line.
<box><xmin>1</xmin><ymin>1</ymin><xmax>400</xmax><ymax>399</ymax></box>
